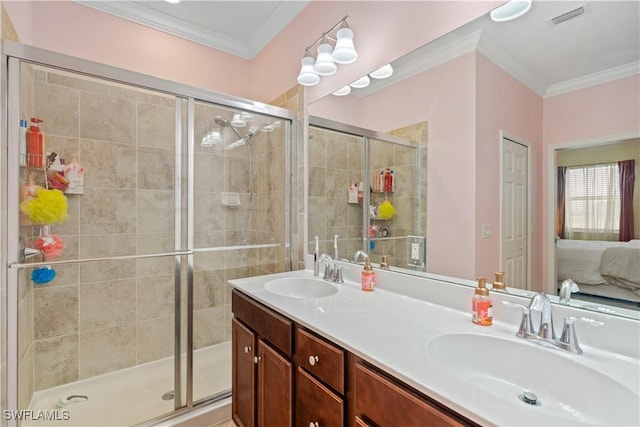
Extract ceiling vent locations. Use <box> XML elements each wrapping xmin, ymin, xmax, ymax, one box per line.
<box><xmin>551</xmin><ymin>6</ymin><xmax>585</xmax><ymax>25</ymax></box>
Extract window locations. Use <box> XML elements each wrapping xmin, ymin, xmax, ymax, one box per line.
<box><xmin>565</xmin><ymin>163</ymin><xmax>620</xmax><ymax>239</ymax></box>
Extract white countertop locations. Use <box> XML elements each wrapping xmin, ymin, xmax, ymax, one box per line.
<box><xmin>229</xmin><ymin>266</ymin><xmax>640</xmax><ymax>426</ymax></box>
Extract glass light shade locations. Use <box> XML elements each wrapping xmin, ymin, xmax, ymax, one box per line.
<box><xmin>271</xmin><ymin>120</ymin><xmax>281</xmax><ymax>128</ymax></box>
<box><xmin>209</xmin><ymin>131</ymin><xmax>222</xmax><ymax>144</ymax></box>
<box><xmin>490</xmin><ymin>0</ymin><xmax>532</xmax><ymax>22</ymax></box>
<box><xmin>239</xmin><ymin>112</ymin><xmax>255</xmax><ymax>122</ymax></box>
<box><xmin>314</xmin><ymin>43</ymin><xmax>337</xmax><ymax>76</ymax></box>
<box><xmin>297</xmin><ymin>56</ymin><xmax>320</xmax><ymax>86</ymax></box>
<box><xmin>231</xmin><ymin>113</ymin><xmax>246</xmax><ymax>128</ymax></box>
<box><xmin>260</xmin><ymin>124</ymin><xmax>274</xmax><ymax>133</ymax></box>
<box><xmin>332</xmin><ymin>28</ymin><xmax>358</xmax><ymax>64</ymax></box>
<box><xmin>332</xmin><ymin>85</ymin><xmax>351</xmax><ymax>96</ymax></box>
<box><xmin>349</xmin><ymin>75</ymin><xmax>370</xmax><ymax>89</ymax></box>
<box><xmin>369</xmin><ymin>64</ymin><xmax>394</xmax><ymax>79</ymax></box>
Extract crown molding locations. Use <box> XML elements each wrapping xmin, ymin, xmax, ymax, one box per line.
<box><xmin>544</xmin><ymin>61</ymin><xmax>640</xmax><ymax>98</ymax></box>
<box><xmin>75</xmin><ymin>1</ymin><xmax>307</xmax><ymax>59</ymax></box>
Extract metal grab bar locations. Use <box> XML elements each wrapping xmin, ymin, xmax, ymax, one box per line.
<box><xmin>9</xmin><ymin>242</ymin><xmax>282</xmax><ymax>269</ymax></box>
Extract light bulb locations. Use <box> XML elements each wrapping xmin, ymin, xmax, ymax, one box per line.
<box><xmin>349</xmin><ymin>75</ymin><xmax>370</xmax><ymax>89</ymax></box>
<box><xmin>369</xmin><ymin>64</ymin><xmax>393</xmax><ymax>79</ymax></box>
<box><xmin>314</xmin><ymin>42</ymin><xmax>337</xmax><ymax>76</ymax></box>
<box><xmin>332</xmin><ymin>28</ymin><xmax>357</xmax><ymax>64</ymax></box>
<box><xmin>332</xmin><ymin>85</ymin><xmax>351</xmax><ymax>96</ymax></box>
<box><xmin>297</xmin><ymin>55</ymin><xmax>320</xmax><ymax>86</ymax></box>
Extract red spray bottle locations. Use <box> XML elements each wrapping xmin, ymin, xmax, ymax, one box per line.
<box><xmin>27</xmin><ymin>118</ymin><xmax>45</xmax><ymax>168</ymax></box>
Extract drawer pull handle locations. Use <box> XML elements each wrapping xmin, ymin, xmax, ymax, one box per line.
<box><xmin>309</xmin><ymin>422</ymin><xmax>319</xmax><ymax>427</ymax></box>
<box><xmin>254</xmin><ymin>356</ymin><xmax>261</xmax><ymax>364</ymax></box>
<box><xmin>244</xmin><ymin>345</ymin><xmax>251</xmax><ymax>353</ymax></box>
<box><xmin>308</xmin><ymin>355</ymin><xmax>319</xmax><ymax>366</ymax></box>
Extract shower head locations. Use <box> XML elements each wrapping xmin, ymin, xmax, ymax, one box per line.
<box><xmin>214</xmin><ymin>116</ymin><xmax>230</xmax><ymax>127</ymax></box>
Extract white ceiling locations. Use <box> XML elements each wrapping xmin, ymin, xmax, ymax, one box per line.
<box><xmin>77</xmin><ymin>1</ymin><xmax>639</xmax><ymax>97</ymax></box>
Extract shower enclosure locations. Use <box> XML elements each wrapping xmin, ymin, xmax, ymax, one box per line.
<box><xmin>1</xmin><ymin>42</ymin><xmax>294</xmax><ymax>426</ymax></box>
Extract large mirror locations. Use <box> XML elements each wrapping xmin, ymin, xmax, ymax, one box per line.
<box><xmin>307</xmin><ymin>1</ymin><xmax>640</xmax><ymax>318</ymax></box>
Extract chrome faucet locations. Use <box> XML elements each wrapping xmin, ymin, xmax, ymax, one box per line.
<box><xmin>318</xmin><ymin>254</ymin><xmax>343</xmax><ymax>283</ymax></box>
<box><xmin>559</xmin><ymin>279</ymin><xmax>580</xmax><ymax>305</ymax></box>
<box><xmin>353</xmin><ymin>250</ymin><xmax>369</xmax><ymax>264</ymax></box>
<box><xmin>503</xmin><ymin>292</ymin><xmax>604</xmax><ymax>354</ymax></box>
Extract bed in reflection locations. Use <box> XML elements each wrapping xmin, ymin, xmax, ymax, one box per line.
<box><xmin>556</xmin><ymin>239</ymin><xmax>640</xmax><ymax>305</ymax></box>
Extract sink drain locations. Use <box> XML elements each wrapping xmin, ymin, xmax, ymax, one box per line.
<box><xmin>519</xmin><ymin>391</ymin><xmax>541</xmax><ymax>406</ymax></box>
<box><xmin>161</xmin><ymin>391</ymin><xmax>175</xmax><ymax>401</ymax></box>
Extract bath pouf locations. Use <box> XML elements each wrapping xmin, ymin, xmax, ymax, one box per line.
<box><xmin>32</xmin><ymin>266</ymin><xmax>56</xmax><ymax>285</ymax></box>
<box><xmin>33</xmin><ymin>234</ymin><xmax>65</xmax><ymax>260</ymax></box>
<box><xmin>378</xmin><ymin>200</ymin><xmax>396</xmax><ymax>220</ymax></box>
<box><xmin>20</xmin><ymin>188</ymin><xmax>69</xmax><ymax>224</ymax></box>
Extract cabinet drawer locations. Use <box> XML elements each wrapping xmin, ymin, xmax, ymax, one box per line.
<box><xmin>296</xmin><ymin>367</ymin><xmax>343</xmax><ymax>427</ymax></box>
<box><xmin>354</xmin><ymin>363</ymin><xmax>470</xmax><ymax>427</ymax></box>
<box><xmin>295</xmin><ymin>327</ymin><xmax>345</xmax><ymax>394</ymax></box>
<box><xmin>232</xmin><ymin>289</ymin><xmax>293</xmax><ymax>357</ymax></box>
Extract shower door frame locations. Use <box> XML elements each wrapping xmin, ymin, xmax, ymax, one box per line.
<box><xmin>0</xmin><ymin>40</ymin><xmax>295</xmax><ymax>425</ymax></box>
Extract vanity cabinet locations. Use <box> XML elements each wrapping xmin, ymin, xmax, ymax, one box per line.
<box><xmin>232</xmin><ymin>289</ymin><xmax>474</xmax><ymax>427</ymax></box>
<box><xmin>232</xmin><ymin>290</ymin><xmax>293</xmax><ymax>427</ymax></box>
<box><xmin>353</xmin><ymin>361</ymin><xmax>473</xmax><ymax>427</ymax></box>
<box><xmin>294</xmin><ymin>327</ymin><xmax>346</xmax><ymax>427</ymax></box>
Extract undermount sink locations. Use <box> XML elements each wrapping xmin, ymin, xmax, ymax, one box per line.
<box><xmin>264</xmin><ymin>277</ymin><xmax>338</xmax><ymax>299</ymax></box>
<box><xmin>426</xmin><ymin>333</ymin><xmax>639</xmax><ymax>426</ymax></box>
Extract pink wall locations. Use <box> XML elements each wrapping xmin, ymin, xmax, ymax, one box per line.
<box><xmin>475</xmin><ymin>53</ymin><xmax>543</xmax><ymax>288</ymax></box>
<box><xmin>3</xmin><ymin>1</ymin><xmax>253</xmax><ymax>99</ymax></box>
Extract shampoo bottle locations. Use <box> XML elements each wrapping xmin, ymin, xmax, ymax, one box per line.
<box><xmin>361</xmin><ymin>257</ymin><xmax>375</xmax><ymax>291</ymax></box>
<box><xmin>26</xmin><ymin>118</ymin><xmax>45</xmax><ymax>168</ymax></box>
<box><xmin>472</xmin><ymin>278</ymin><xmax>493</xmax><ymax>326</ymax></box>
<box><xmin>19</xmin><ymin>120</ymin><xmax>28</xmax><ymax>167</ymax></box>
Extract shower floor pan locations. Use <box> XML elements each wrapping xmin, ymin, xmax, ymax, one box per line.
<box><xmin>24</xmin><ymin>341</ymin><xmax>231</xmax><ymax>427</ymax></box>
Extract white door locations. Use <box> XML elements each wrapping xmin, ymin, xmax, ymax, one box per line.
<box><xmin>502</xmin><ymin>137</ymin><xmax>529</xmax><ymax>289</ymax></box>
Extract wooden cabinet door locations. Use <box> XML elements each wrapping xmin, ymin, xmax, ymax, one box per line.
<box><xmin>233</xmin><ymin>318</ymin><xmax>256</xmax><ymax>427</ymax></box>
<box><xmin>296</xmin><ymin>367</ymin><xmax>344</xmax><ymax>427</ymax></box>
<box><xmin>257</xmin><ymin>338</ymin><xmax>293</xmax><ymax>427</ymax></box>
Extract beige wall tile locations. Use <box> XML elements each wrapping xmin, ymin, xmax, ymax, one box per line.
<box><xmin>34</xmin><ymin>286</ymin><xmax>78</xmax><ymax>340</ymax></box>
<box><xmin>137</xmin><ymin>190</ymin><xmax>175</xmax><ymax>233</ymax></box>
<box><xmin>80</xmin><ymin>188</ymin><xmax>136</xmax><ymax>235</ymax></box>
<box><xmin>80</xmin><ymin>91</ymin><xmax>135</xmax><ymax>144</ymax></box>
<box><xmin>138</xmin><ymin>275</ymin><xmax>174</xmax><ymax>321</ymax></box>
<box><xmin>18</xmin><ymin>292</ymin><xmax>33</xmax><ymax>363</ymax></box>
<box><xmin>34</xmin><ymin>335</ymin><xmax>79</xmax><ymax>390</ymax></box>
<box><xmin>46</xmin><ymin>72</ymin><xmax>110</xmax><ymax>95</ymax></box>
<box><xmin>79</xmin><ymin>324</ymin><xmax>136</xmax><ymax>378</ymax></box>
<box><xmin>18</xmin><ymin>347</ymin><xmax>34</xmax><ymax>411</ymax></box>
<box><xmin>137</xmin><ymin>146</ymin><xmax>175</xmax><ymax>190</ymax></box>
<box><xmin>34</xmin><ymin>83</ymin><xmax>79</xmax><ymax>138</ymax></box>
<box><xmin>137</xmin><ymin>102</ymin><xmax>175</xmax><ymax>149</ymax></box>
<box><xmin>137</xmin><ymin>317</ymin><xmax>174</xmax><ymax>364</ymax></box>
<box><xmin>79</xmin><ymin>278</ymin><xmax>136</xmax><ymax>331</ymax></box>
<box><xmin>81</xmin><ymin>139</ymin><xmax>137</xmax><ymax>189</ymax></box>
<box><xmin>193</xmin><ymin>306</ymin><xmax>225</xmax><ymax>350</ymax></box>
<box><xmin>193</xmin><ymin>269</ymin><xmax>225</xmax><ymax>310</ymax></box>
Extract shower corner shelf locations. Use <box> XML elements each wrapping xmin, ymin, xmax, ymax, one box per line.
<box><xmin>221</xmin><ymin>192</ymin><xmax>241</xmax><ymax>207</ymax></box>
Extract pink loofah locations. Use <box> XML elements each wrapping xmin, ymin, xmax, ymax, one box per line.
<box><xmin>33</xmin><ymin>232</ymin><xmax>64</xmax><ymax>260</ymax></box>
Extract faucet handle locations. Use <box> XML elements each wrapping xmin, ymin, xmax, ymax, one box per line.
<box><xmin>558</xmin><ymin>316</ymin><xmax>604</xmax><ymax>354</ymax></box>
<box><xmin>334</xmin><ymin>265</ymin><xmax>344</xmax><ymax>284</ymax></box>
<box><xmin>501</xmin><ymin>301</ymin><xmax>535</xmax><ymax>337</ymax></box>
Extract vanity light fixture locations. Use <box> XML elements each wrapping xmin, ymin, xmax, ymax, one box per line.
<box><xmin>296</xmin><ymin>16</ymin><xmax>358</xmax><ymax>87</ymax></box>
<box><xmin>369</xmin><ymin>64</ymin><xmax>393</xmax><ymax>79</ymax></box>
<box><xmin>490</xmin><ymin>0</ymin><xmax>532</xmax><ymax>22</ymax></box>
<box><xmin>231</xmin><ymin>113</ymin><xmax>246</xmax><ymax>128</ymax></box>
<box><xmin>332</xmin><ymin>85</ymin><xmax>352</xmax><ymax>96</ymax></box>
<box><xmin>349</xmin><ymin>75</ymin><xmax>370</xmax><ymax>89</ymax></box>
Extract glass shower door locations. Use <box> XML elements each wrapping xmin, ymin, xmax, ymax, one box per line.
<box><xmin>10</xmin><ymin>60</ymin><xmax>182</xmax><ymax>426</ymax></box>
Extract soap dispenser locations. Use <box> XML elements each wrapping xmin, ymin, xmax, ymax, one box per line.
<box><xmin>472</xmin><ymin>278</ymin><xmax>493</xmax><ymax>326</ymax></box>
<box><xmin>361</xmin><ymin>257</ymin><xmax>375</xmax><ymax>291</ymax></box>
<box><xmin>492</xmin><ymin>271</ymin><xmax>506</xmax><ymax>291</ymax></box>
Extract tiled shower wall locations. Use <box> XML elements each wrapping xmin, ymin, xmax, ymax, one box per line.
<box><xmin>308</xmin><ymin>127</ymin><xmax>364</xmax><ymax>259</ymax></box>
<box><xmin>17</xmin><ymin>67</ymin><xmax>287</xmax><ymax>409</ymax></box>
